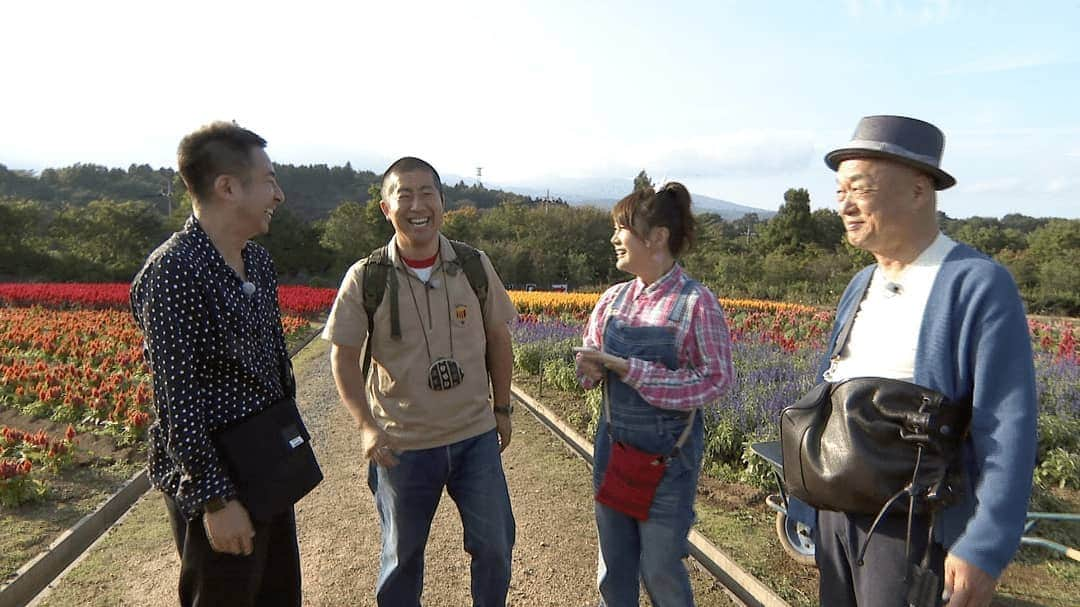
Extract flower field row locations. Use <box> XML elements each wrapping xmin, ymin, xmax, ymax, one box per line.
<box><xmin>0</xmin><ymin>283</ymin><xmax>336</xmax><ymax>318</ymax></box>
<box><xmin>0</xmin><ymin>307</ymin><xmax>151</xmax><ymax>445</ymax></box>
<box><xmin>0</xmin><ymin>303</ymin><xmax>314</xmax><ymax>456</ymax></box>
<box><xmin>508</xmin><ymin>290</ymin><xmax>821</xmax><ymax>318</ymax></box>
<box><xmin>1</xmin><ymin>283</ymin><xmax>824</xmax><ymax>322</ymax></box>
<box><xmin>510</xmin><ymin>307</ymin><xmax>1080</xmax><ymax>489</ymax></box>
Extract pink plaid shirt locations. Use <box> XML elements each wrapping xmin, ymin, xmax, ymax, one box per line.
<box><xmin>579</xmin><ymin>264</ymin><xmax>734</xmax><ymax>411</ymax></box>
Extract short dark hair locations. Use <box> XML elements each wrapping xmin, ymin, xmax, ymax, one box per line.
<box><xmin>381</xmin><ymin>156</ymin><xmax>443</xmax><ymax>200</ymax></box>
<box><xmin>612</xmin><ymin>182</ymin><xmax>696</xmax><ymax>256</ymax></box>
<box><xmin>177</xmin><ymin>121</ymin><xmax>267</xmax><ymax>202</ymax></box>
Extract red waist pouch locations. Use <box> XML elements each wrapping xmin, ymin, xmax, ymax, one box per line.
<box><xmin>595</xmin><ymin>440</ymin><xmax>668</xmax><ymax>521</ymax></box>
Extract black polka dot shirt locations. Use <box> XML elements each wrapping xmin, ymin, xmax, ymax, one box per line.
<box><xmin>130</xmin><ymin>216</ymin><xmax>288</xmax><ymax>520</ymax></box>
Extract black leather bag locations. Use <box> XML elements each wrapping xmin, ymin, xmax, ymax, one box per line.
<box><xmin>780</xmin><ymin>278</ymin><xmax>971</xmax><ymax>516</ymax></box>
<box><xmin>780</xmin><ymin>377</ymin><xmax>970</xmax><ymax>515</ymax></box>
<box><xmin>213</xmin><ymin>359</ymin><xmax>323</xmax><ymax>521</ymax></box>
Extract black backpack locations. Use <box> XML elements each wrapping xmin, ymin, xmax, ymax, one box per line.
<box><xmin>359</xmin><ymin>240</ymin><xmax>489</xmax><ymax>377</ymax></box>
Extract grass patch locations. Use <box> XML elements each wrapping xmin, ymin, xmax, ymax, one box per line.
<box><xmin>0</xmin><ymin>459</ymin><xmax>142</xmax><ymax>582</ymax></box>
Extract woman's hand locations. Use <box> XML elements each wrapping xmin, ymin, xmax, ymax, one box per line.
<box><xmin>576</xmin><ymin>351</ymin><xmax>605</xmax><ymax>382</ymax></box>
<box><xmin>574</xmin><ymin>347</ymin><xmax>630</xmax><ymax>378</ymax></box>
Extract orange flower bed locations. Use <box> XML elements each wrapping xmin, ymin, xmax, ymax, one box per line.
<box><xmin>508</xmin><ymin>290</ymin><xmax>821</xmax><ymax>318</ymax></box>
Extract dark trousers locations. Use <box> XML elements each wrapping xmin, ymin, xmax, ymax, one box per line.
<box><xmin>164</xmin><ymin>494</ymin><xmax>302</xmax><ymax>607</ymax></box>
<box><xmin>815</xmin><ymin>509</ymin><xmax>945</xmax><ymax>607</ymax></box>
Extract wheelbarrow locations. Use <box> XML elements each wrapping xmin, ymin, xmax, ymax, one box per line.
<box><xmin>750</xmin><ymin>440</ymin><xmax>817</xmax><ymax>567</ymax></box>
<box><xmin>750</xmin><ymin>440</ymin><xmax>1080</xmax><ymax>567</ymax></box>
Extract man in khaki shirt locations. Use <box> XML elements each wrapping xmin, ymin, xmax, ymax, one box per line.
<box><xmin>324</xmin><ymin>156</ymin><xmax>517</xmax><ymax>607</ymax></box>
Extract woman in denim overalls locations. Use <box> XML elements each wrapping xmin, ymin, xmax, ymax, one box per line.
<box><xmin>577</xmin><ymin>183</ymin><xmax>734</xmax><ymax>607</ymax></box>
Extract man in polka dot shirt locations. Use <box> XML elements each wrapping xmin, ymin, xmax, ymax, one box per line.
<box><xmin>131</xmin><ymin>122</ymin><xmax>301</xmax><ymax>606</ymax></box>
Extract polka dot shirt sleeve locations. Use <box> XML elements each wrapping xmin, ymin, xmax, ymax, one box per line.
<box><xmin>136</xmin><ymin>256</ymin><xmax>238</xmax><ymax>514</ymax></box>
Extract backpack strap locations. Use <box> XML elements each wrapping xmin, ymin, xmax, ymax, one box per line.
<box><xmin>447</xmin><ymin>240</ymin><xmax>489</xmax><ymax>331</ymax></box>
<box><xmin>360</xmin><ymin>245</ymin><xmax>398</xmax><ymax>378</ymax></box>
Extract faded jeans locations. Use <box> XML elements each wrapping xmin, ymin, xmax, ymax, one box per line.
<box><xmin>367</xmin><ymin>428</ymin><xmax>515</xmax><ymax>607</ymax></box>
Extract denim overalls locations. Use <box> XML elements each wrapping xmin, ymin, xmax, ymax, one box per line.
<box><xmin>594</xmin><ymin>280</ymin><xmax>706</xmax><ymax>607</ymax></box>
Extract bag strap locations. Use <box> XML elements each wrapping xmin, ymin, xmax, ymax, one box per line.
<box><xmin>826</xmin><ymin>276</ymin><xmax>872</xmax><ymax>363</ymax></box>
<box><xmin>360</xmin><ymin>245</ymin><xmax>396</xmax><ymax>379</ymax></box>
<box><xmin>598</xmin><ymin>279</ymin><xmax>696</xmax><ymax>458</ymax></box>
<box><xmin>448</xmin><ymin>239</ymin><xmax>489</xmax><ymax>331</ymax></box>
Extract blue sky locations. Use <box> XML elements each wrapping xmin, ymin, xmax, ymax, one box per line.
<box><xmin>2</xmin><ymin>0</ymin><xmax>1078</xmax><ymax>218</ymax></box>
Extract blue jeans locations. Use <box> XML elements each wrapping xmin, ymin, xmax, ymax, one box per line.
<box><xmin>594</xmin><ymin>418</ymin><xmax>703</xmax><ymax>607</ymax></box>
<box><xmin>367</xmin><ymin>429</ymin><xmax>515</xmax><ymax>607</ymax></box>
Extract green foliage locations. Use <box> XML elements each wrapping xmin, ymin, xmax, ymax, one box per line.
<box><xmin>703</xmin><ymin>409</ymin><xmax>748</xmax><ymax>469</ymax></box>
<box><xmin>1034</xmin><ymin>448</ymin><xmax>1080</xmax><ymax>490</ymax></box>
<box><xmin>255</xmin><ymin>207</ymin><xmax>334</xmax><ymax>278</ymax></box>
<box><xmin>319</xmin><ymin>199</ymin><xmax>394</xmax><ymax>276</ymax></box>
<box><xmin>563</xmin><ymin>384</ymin><xmax>601</xmax><ymax>438</ymax></box>
<box><xmin>50</xmin><ymin>199</ymin><xmax>168</xmax><ymax>280</ymax></box>
<box><xmin>3</xmin><ymin>161</ymin><xmax>1077</xmax><ymax>313</ymax></box>
<box><xmin>755</xmin><ymin>188</ymin><xmax>816</xmax><ymax>255</ymax></box>
<box><xmin>739</xmin><ymin>440</ymin><xmax>776</xmax><ymax>490</ymax></box>
<box><xmin>541</xmin><ymin>358</ymin><xmax>582</xmax><ymax>393</ymax></box>
<box><xmin>0</xmin><ymin>475</ymin><xmax>47</xmax><ymax>509</ymax></box>
<box><xmin>633</xmin><ymin>170</ymin><xmax>653</xmax><ymax>193</ymax></box>
<box><xmin>513</xmin><ymin>338</ymin><xmax>577</xmax><ymax>375</ymax></box>
<box><xmin>1037</xmin><ymin>414</ymin><xmax>1080</xmax><ymax>457</ymax></box>
<box><xmin>584</xmin><ymin>388</ymin><xmax>602</xmax><ymax>440</ymax></box>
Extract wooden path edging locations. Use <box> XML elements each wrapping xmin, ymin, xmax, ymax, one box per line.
<box><xmin>0</xmin><ymin>470</ymin><xmax>150</xmax><ymax>607</ymax></box>
<box><xmin>1</xmin><ymin>325</ymin><xmax>325</xmax><ymax>607</ymax></box>
<box><xmin>511</xmin><ymin>384</ymin><xmax>792</xmax><ymax>607</ymax></box>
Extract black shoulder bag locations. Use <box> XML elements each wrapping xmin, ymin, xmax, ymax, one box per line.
<box><xmin>213</xmin><ymin>355</ymin><xmax>324</xmax><ymax>521</ymax></box>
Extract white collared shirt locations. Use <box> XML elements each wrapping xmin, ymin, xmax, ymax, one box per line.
<box><xmin>825</xmin><ymin>232</ymin><xmax>957</xmax><ymax>383</ymax></box>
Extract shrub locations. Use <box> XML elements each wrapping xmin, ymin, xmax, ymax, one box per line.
<box><xmin>1037</xmin><ymin>414</ymin><xmax>1080</xmax><ymax>458</ymax></box>
<box><xmin>541</xmin><ymin>358</ymin><xmax>581</xmax><ymax>393</ymax></box>
<box><xmin>1034</xmin><ymin>448</ymin><xmax>1080</xmax><ymax>490</ymax></box>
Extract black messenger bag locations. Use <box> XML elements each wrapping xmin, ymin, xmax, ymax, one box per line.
<box><xmin>213</xmin><ymin>358</ymin><xmax>323</xmax><ymax>521</ymax></box>
<box><xmin>780</xmin><ymin>377</ymin><xmax>970</xmax><ymax>515</ymax></box>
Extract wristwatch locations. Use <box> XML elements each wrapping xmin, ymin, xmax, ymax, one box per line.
<box><xmin>203</xmin><ymin>497</ymin><xmax>229</xmax><ymax>513</ymax></box>
<box><xmin>493</xmin><ymin>402</ymin><xmax>514</xmax><ymax>416</ymax></box>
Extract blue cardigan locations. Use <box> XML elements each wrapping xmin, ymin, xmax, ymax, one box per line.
<box><xmin>818</xmin><ymin>243</ymin><xmax>1038</xmax><ymax>579</ymax></box>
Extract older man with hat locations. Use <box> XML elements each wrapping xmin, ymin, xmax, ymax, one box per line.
<box><xmin>811</xmin><ymin>115</ymin><xmax>1037</xmax><ymax>607</ymax></box>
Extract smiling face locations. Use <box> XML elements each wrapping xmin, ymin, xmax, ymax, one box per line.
<box><xmin>835</xmin><ymin>158</ymin><xmax>933</xmax><ymax>260</ymax></box>
<box><xmin>380</xmin><ymin>168</ymin><xmax>444</xmax><ymax>257</ymax></box>
<box><xmin>610</xmin><ymin>221</ymin><xmax>656</xmax><ymax>278</ymax></box>
<box><xmin>234</xmin><ymin>147</ymin><xmax>285</xmax><ymax>238</ymax></box>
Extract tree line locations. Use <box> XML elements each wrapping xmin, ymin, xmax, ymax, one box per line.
<box><xmin>1</xmin><ymin>163</ymin><xmax>1076</xmax><ymax>315</ymax></box>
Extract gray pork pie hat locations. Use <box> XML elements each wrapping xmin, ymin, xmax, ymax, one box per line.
<box><xmin>825</xmin><ymin>115</ymin><xmax>956</xmax><ymax>190</ymax></box>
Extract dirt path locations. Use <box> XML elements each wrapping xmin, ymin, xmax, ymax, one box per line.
<box><xmin>34</xmin><ymin>339</ymin><xmax>736</xmax><ymax>606</ymax></box>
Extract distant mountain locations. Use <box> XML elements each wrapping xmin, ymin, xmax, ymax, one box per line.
<box><xmin>452</xmin><ymin>175</ymin><xmax>775</xmax><ymax>220</ymax></box>
<box><xmin>686</xmin><ymin>193</ymin><xmax>776</xmax><ymax>220</ymax></box>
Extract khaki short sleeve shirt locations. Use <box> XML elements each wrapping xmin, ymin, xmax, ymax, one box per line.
<box><xmin>322</xmin><ymin>235</ymin><xmax>517</xmax><ymax>449</ymax></box>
